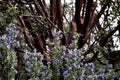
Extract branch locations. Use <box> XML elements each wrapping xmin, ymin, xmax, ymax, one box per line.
<box><xmin>75</xmin><ymin>0</ymin><xmax>84</xmax><ymax>33</ymax></box>
<box><xmin>82</xmin><ymin>0</ymin><xmax>93</xmax><ymax>35</ymax></box>
<box><xmin>56</xmin><ymin>0</ymin><xmax>66</xmax><ymax>45</ymax></box>
<box><xmin>21</xmin><ymin>16</ymin><xmax>52</xmax><ymax>63</ymax></box>
<box><xmin>37</xmin><ymin>0</ymin><xmax>48</xmax><ymax>17</ymax></box>
<box><xmin>100</xmin><ymin>24</ymin><xmax>120</xmax><ymax>47</ymax></box>
<box><xmin>50</xmin><ymin>0</ymin><xmax>56</xmax><ymax>23</ymax></box>
<box><xmin>78</xmin><ymin>0</ymin><xmax>93</xmax><ymax>48</ymax></box>
<box><xmin>18</xmin><ymin>16</ymin><xmax>35</xmax><ymax>50</ymax></box>
<box><xmin>33</xmin><ymin>1</ymin><xmax>44</xmax><ymax>16</ymax></box>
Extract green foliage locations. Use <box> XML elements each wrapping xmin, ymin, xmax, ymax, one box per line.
<box><xmin>0</xmin><ymin>0</ymin><xmax>120</xmax><ymax>80</ymax></box>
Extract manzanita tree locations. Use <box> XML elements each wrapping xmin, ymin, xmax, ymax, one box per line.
<box><xmin>0</xmin><ymin>0</ymin><xmax>120</xmax><ymax>79</ymax></box>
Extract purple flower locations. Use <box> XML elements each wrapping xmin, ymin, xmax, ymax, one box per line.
<box><xmin>80</xmin><ymin>77</ymin><xmax>84</xmax><ymax>80</ymax></box>
<box><xmin>85</xmin><ymin>63</ymin><xmax>89</xmax><ymax>67</ymax></box>
<box><xmin>23</xmin><ymin>55</ymin><xmax>28</xmax><ymax>60</ymax></box>
<box><xmin>68</xmin><ymin>49</ymin><xmax>73</xmax><ymax>54</ymax></box>
<box><xmin>42</xmin><ymin>72</ymin><xmax>46</xmax><ymax>77</ymax></box>
<box><xmin>7</xmin><ymin>38</ymin><xmax>11</xmax><ymax>45</ymax></box>
<box><xmin>99</xmin><ymin>73</ymin><xmax>104</xmax><ymax>80</ymax></box>
<box><xmin>37</xmin><ymin>69</ymin><xmax>40</xmax><ymax>74</ymax></box>
<box><xmin>37</xmin><ymin>52</ymin><xmax>42</xmax><ymax>56</ymax></box>
<box><xmin>92</xmin><ymin>78</ymin><xmax>95</xmax><ymax>80</ymax></box>
<box><xmin>69</xmin><ymin>66</ymin><xmax>72</xmax><ymax>70</ymax></box>
<box><xmin>63</xmin><ymin>70</ymin><xmax>68</xmax><ymax>78</ymax></box>
<box><xmin>90</xmin><ymin>63</ymin><xmax>94</xmax><ymax>69</ymax></box>
<box><xmin>1</xmin><ymin>34</ymin><xmax>6</xmax><ymax>40</ymax></box>
<box><xmin>6</xmin><ymin>27</ymin><xmax>12</xmax><ymax>34</ymax></box>
<box><xmin>73</xmin><ymin>49</ymin><xmax>77</xmax><ymax>55</ymax></box>
<box><xmin>58</xmin><ymin>69</ymin><xmax>60</xmax><ymax>76</ymax></box>
<box><xmin>82</xmin><ymin>69</ymin><xmax>85</xmax><ymax>76</ymax></box>
<box><xmin>73</xmin><ymin>63</ymin><xmax>77</xmax><ymax>68</ymax></box>
<box><xmin>25</xmin><ymin>68</ymin><xmax>31</xmax><ymax>72</ymax></box>
<box><xmin>6</xmin><ymin>56</ymin><xmax>10</xmax><ymax>60</ymax></box>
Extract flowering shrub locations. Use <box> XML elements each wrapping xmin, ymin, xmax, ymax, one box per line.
<box><xmin>0</xmin><ymin>27</ymin><xmax>119</xmax><ymax>80</ymax></box>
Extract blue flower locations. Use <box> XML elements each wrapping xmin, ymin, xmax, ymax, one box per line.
<box><xmin>68</xmin><ymin>49</ymin><xmax>73</xmax><ymax>54</ymax></box>
<box><xmin>92</xmin><ymin>77</ymin><xmax>95</xmax><ymax>80</ymax></box>
<box><xmin>6</xmin><ymin>27</ymin><xmax>12</xmax><ymax>34</ymax></box>
<box><xmin>80</xmin><ymin>77</ymin><xmax>84</xmax><ymax>80</ymax></box>
<box><xmin>6</xmin><ymin>38</ymin><xmax>11</xmax><ymax>45</ymax></box>
<box><xmin>99</xmin><ymin>73</ymin><xmax>104</xmax><ymax>80</ymax></box>
<box><xmin>73</xmin><ymin>63</ymin><xmax>77</xmax><ymax>68</ymax></box>
<box><xmin>85</xmin><ymin>63</ymin><xmax>89</xmax><ymax>67</ymax></box>
<box><xmin>69</xmin><ymin>66</ymin><xmax>72</xmax><ymax>70</ymax></box>
<box><xmin>37</xmin><ymin>69</ymin><xmax>40</xmax><ymax>74</ymax></box>
<box><xmin>58</xmin><ymin>69</ymin><xmax>60</xmax><ymax>76</ymax></box>
<box><xmin>1</xmin><ymin>34</ymin><xmax>6</xmax><ymax>40</ymax></box>
<box><xmin>42</xmin><ymin>71</ymin><xmax>48</xmax><ymax>77</ymax></box>
<box><xmin>63</xmin><ymin>70</ymin><xmax>68</xmax><ymax>78</ymax></box>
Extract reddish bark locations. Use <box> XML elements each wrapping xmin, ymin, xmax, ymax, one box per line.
<box><xmin>56</xmin><ymin>0</ymin><xmax>66</xmax><ymax>45</ymax></box>
<box><xmin>19</xmin><ymin>16</ymin><xmax>35</xmax><ymax>50</ymax></box>
<box><xmin>78</xmin><ymin>0</ymin><xmax>93</xmax><ymax>48</ymax></box>
<box><xmin>75</xmin><ymin>0</ymin><xmax>84</xmax><ymax>33</ymax></box>
<box><xmin>50</xmin><ymin>0</ymin><xmax>56</xmax><ymax>23</ymax></box>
